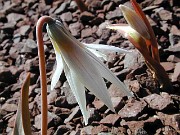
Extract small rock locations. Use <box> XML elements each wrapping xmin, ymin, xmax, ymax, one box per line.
<box><xmin>135</xmin><ymin>128</ymin><xmax>148</xmax><ymax>135</ymax></box>
<box><xmin>170</xmin><ymin>25</ymin><xmax>180</xmax><ymax>36</ymax></box>
<box><xmin>47</xmin><ymin>91</ymin><xmax>57</xmax><ymax>105</ymax></box>
<box><xmin>69</xmin><ymin>22</ymin><xmax>83</xmax><ymax>37</ymax></box>
<box><xmin>0</xmin><ymin>33</ymin><xmax>5</xmax><ymax>43</ymax></box>
<box><xmin>163</xmin><ymin>126</ymin><xmax>178</xmax><ymax>135</ymax></box>
<box><xmin>166</xmin><ymin>42</ymin><xmax>180</xmax><ymax>52</ymax></box>
<box><xmin>146</xmin><ymin>15</ymin><xmax>157</xmax><ymax>27</ymax></box>
<box><xmin>124</xmin><ymin>80</ymin><xmax>141</xmax><ymax>94</ymax></box>
<box><xmin>124</xmin><ymin>50</ymin><xmax>144</xmax><ymax>69</ymax></box>
<box><xmin>108</xmin><ymin>83</ymin><xmax>128</xmax><ymax>98</ymax></box>
<box><xmin>105</xmin><ymin>7</ymin><xmax>122</xmax><ymax>20</ymax></box>
<box><xmin>47</xmin><ymin>127</ymin><xmax>55</xmax><ymax>135</ymax></box>
<box><xmin>34</xmin><ymin>112</ymin><xmax>62</xmax><ymax>130</ymax></box>
<box><xmin>118</xmin><ymin>99</ymin><xmax>147</xmax><ymax>120</ymax></box>
<box><xmin>81</xmin><ymin>27</ymin><xmax>94</xmax><ymax>38</ymax></box>
<box><xmin>54</xmin><ymin>124</ymin><xmax>73</xmax><ymax>135</ymax></box>
<box><xmin>60</xmin><ymin>12</ymin><xmax>72</xmax><ymax>22</ymax></box>
<box><xmin>135</xmin><ymin>73</ymin><xmax>158</xmax><ymax>93</ymax></box>
<box><xmin>7</xmin><ymin>13</ymin><xmax>25</xmax><ymax>23</ymax></box>
<box><xmin>69</xmin><ymin>1</ymin><xmax>78</xmax><ymax>10</ymax></box>
<box><xmin>19</xmin><ymin>25</ymin><xmax>31</xmax><ymax>35</ymax></box>
<box><xmin>13</xmin><ymin>33</ymin><xmax>21</xmax><ymax>43</ymax></box>
<box><xmin>172</xmin><ymin>62</ymin><xmax>180</xmax><ymax>82</ymax></box>
<box><xmin>111</xmin><ymin>97</ymin><xmax>125</xmax><ymax>112</ymax></box>
<box><xmin>61</xmin><ymin>81</ymin><xmax>77</xmax><ymax>105</ymax></box>
<box><xmin>81</xmin><ymin>126</ymin><xmax>93</xmax><ymax>134</ymax></box>
<box><xmin>7</xmin><ymin>114</ymin><xmax>16</xmax><ymax>128</ymax></box>
<box><xmin>21</xmin><ymin>39</ymin><xmax>38</xmax><ymax>54</ymax></box>
<box><xmin>161</xmin><ymin>62</ymin><xmax>175</xmax><ymax>71</ymax></box>
<box><xmin>91</xmin><ymin>125</ymin><xmax>109</xmax><ymax>134</ymax></box>
<box><xmin>121</xmin><ymin>117</ymin><xmax>161</xmax><ymax>134</ymax></box>
<box><xmin>1</xmin><ymin>103</ymin><xmax>18</xmax><ymax>112</ymax></box>
<box><xmin>143</xmin><ymin>92</ymin><xmax>174</xmax><ymax>111</ymax></box>
<box><xmin>157</xmin><ymin>112</ymin><xmax>180</xmax><ymax>133</ymax></box>
<box><xmin>93</xmin><ymin>100</ymin><xmax>107</xmax><ymax>112</ymax></box>
<box><xmin>100</xmin><ymin>114</ymin><xmax>120</xmax><ymax>126</ymax></box>
<box><xmin>88</xmin><ymin>0</ymin><xmax>101</xmax><ymax>10</ymax></box>
<box><xmin>54</xmin><ymin>2</ymin><xmax>68</xmax><ymax>14</ymax></box>
<box><xmin>167</xmin><ymin>55</ymin><xmax>180</xmax><ymax>63</ymax></box>
<box><xmin>100</xmin><ymin>29</ymin><xmax>111</xmax><ymax>41</ymax></box>
<box><xmin>153</xmin><ymin>0</ymin><xmax>164</xmax><ymax>5</ymax></box>
<box><xmin>24</xmin><ymin>57</ymin><xmax>39</xmax><ymax>72</ymax></box>
<box><xmin>158</xmin><ymin>9</ymin><xmax>172</xmax><ymax>20</ymax></box>
<box><xmin>81</xmin><ymin>36</ymin><xmax>96</xmax><ymax>43</ymax></box>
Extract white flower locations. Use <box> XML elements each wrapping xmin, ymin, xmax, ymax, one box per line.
<box><xmin>46</xmin><ymin>19</ymin><xmax>133</xmax><ymax>125</ymax></box>
<box><xmin>107</xmin><ymin>5</ymin><xmax>150</xmax><ymax>40</ymax></box>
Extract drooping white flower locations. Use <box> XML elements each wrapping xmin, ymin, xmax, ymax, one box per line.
<box><xmin>46</xmin><ymin>19</ymin><xmax>133</xmax><ymax>125</ymax></box>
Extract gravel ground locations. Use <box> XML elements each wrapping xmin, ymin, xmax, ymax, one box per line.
<box><xmin>0</xmin><ymin>0</ymin><xmax>179</xmax><ymax>134</ymax></box>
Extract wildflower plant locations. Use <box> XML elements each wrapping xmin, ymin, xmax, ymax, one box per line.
<box><xmin>107</xmin><ymin>0</ymin><xmax>173</xmax><ymax>92</ymax></box>
<box><xmin>35</xmin><ymin>16</ymin><xmax>133</xmax><ymax>134</ymax></box>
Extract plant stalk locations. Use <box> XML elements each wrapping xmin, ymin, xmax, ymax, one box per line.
<box><xmin>36</xmin><ymin>16</ymin><xmax>54</xmax><ymax>135</ymax></box>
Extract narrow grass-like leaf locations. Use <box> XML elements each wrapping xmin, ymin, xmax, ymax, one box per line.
<box><xmin>12</xmin><ymin>73</ymin><xmax>31</xmax><ymax>135</ymax></box>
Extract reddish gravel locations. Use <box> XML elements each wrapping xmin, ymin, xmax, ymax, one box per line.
<box><xmin>0</xmin><ymin>0</ymin><xmax>179</xmax><ymax>134</ymax></box>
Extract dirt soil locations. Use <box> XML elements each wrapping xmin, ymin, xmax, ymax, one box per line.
<box><xmin>0</xmin><ymin>0</ymin><xmax>180</xmax><ymax>134</ymax></box>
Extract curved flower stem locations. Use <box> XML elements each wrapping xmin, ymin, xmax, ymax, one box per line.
<box><xmin>36</xmin><ymin>16</ymin><xmax>54</xmax><ymax>135</ymax></box>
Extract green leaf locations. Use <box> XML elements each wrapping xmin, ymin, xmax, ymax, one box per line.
<box><xmin>12</xmin><ymin>73</ymin><xmax>32</xmax><ymax>135</ymax></box>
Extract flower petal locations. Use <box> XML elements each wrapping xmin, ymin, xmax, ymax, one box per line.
<box><xmin>84</xmin><ymin>49</ymin><xmax>133</xmax><ymax>97</ymax></box>
<box><xmin>83</xmin><ymin>43</ymin><xmax>132</xmax><ymax>61</ymax></box>
<box><xmin>85</xmin><ymin>47</ymin><xmax>108</xmax><ymax>61</ymax></box>
<box><xmin>107</xmin><ymin>24</ymin><xmax>135</xmax><ymax>38</ymax></box>
<box><xmin>48</xmin><ymin>37</ymin><xmax>64</xmax><ymax>91</ymax></box>
<box><xmin>61</xmin><ymin>45</ymin><xmax>115</xmax><ymax>112</ymax></box>
<box><xmin>51</xmin><ymin>52</ymin><xmax>63</xmax><ymax>90</ymax></box>
<box><xmin>63</xmin><ymin>59</ymin><xmax>89</xmax><ymax>125</ymax></box>
<box><xmin>119</xmin><ymin>5</ymin><xmax>150</xmax><ymax>40</ymax></box>
<box><xmin>83</xmin><ymin>43</ymin><xmax>132</xmax><ymax>54</ymax></box>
